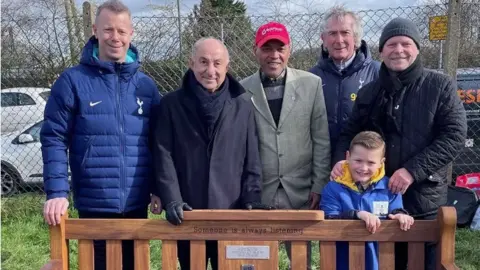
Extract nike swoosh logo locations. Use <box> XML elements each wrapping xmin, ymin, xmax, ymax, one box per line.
<box><xmin>89</xmin><ymin>101</ymin><xmax>102</xmax><ymax>107</ymax></box>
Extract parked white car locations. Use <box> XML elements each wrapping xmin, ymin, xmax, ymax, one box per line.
<box><xmin>1</xmin><ymin>87</ymin><xmax>51</xmax><ymax>133</ymax></box>
<box><xmin>1</xmin><ymin>121</ymin><xmax>45</xmax><ymax>196</ymax></box>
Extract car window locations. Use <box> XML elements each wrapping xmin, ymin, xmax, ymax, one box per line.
<box><xmin>39</xmin><ymin>91</ymin><xmax>50</xmax><ymax>101</ymax></box>
<box><xmin>24</xmin><ymin>121</ymin><xmax>44</xmax><ymax>141</ymax></box>
<box><xmin>18</xmin><ymin>93</ymin><xmax>36</xmax><ymax>106</ymax></box>
<box><xmin>1</xmin><ymin>93</ymin><xmax>18</xmax><ymax>107</ymax></box>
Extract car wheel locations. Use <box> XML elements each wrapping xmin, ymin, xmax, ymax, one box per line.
<box><xmin>1</xmin><ymin>164</ymin><xmax>20</xmax><ymax>196</ymax></box>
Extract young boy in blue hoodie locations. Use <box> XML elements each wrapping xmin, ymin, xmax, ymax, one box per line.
<box><xmin>320</xmin><ymin>131</ymin><xmax>414</xmax><ymax>270</ymax></box>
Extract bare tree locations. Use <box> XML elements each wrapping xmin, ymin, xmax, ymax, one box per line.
<box><xmin>1</xmin><ymin>0</ymin><xmax>83</xmax><ymax>88</ymax></box>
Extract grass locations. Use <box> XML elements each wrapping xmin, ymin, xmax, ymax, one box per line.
<box><xmin>1</xmin><ymin>193</ymin><xmax>480</xmax><ymax>270</ymax></box>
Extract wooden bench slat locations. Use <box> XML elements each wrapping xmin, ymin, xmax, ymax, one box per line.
<box><xmin>379</xmin><ymin>242</ymin><xmax>395</xmax><ymax>270</ymax></box>
<box><xmin>349</xmin><ymin>242</ymin><xmax>365</xmax><ymax>270</ymax></box>
<box><xmin>319</xmin><ymin>241</ymin><xmax>336</xmax><ymax>270</ymax></box>
<box><xmin>106</xmin><ymin>240</ymin><xmax>122</xmax><ymax>270</ymax></box>
<box><xmin>290</xmin><ymin>241</ymin><xmax>307</xmax><ymax>270</ymax></box>
<box><xmin>134</xmin><ymin>240</ymin><xmax>150</xmax><ymax>270</ymax></box>
<box><xmin>65</xmin><ymin>219</ymin><xmax>439</xmax><ymax>242</ymax></box>
<box><xmin>190</xmin><ymin>241</ymin><xmax>206</xmax><ymax>270</ymax></box>
<box><xmin>162</xmin><ymin>240</ymin><xmax>177</xmax><ymax>270</ymax></box>
<box><xmin>408</xmin><ymin>242</ymin><xmax>425</xmax><ymax>270</ymax></box>
<box><xmin>78</xmin><ymin>240</ymin><xmax>94</xmax><ymax>270</ymax></box>
<box><xmin>183</xmin><ymin>210</ymin><xmax>324</xmax><ymax>221</ymax></box>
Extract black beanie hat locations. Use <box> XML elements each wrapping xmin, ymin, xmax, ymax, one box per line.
<box><xmin>379</xmin><ymin>17</ymin><xmax>421</xmax><ymax>52</ymax></box>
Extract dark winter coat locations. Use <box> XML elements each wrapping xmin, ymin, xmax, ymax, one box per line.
<box><xmin>333</xmin><ymin>61</ymin><xmax>467</xmax><ymax>217</ymax></box>
<box><xmin>152</xmin><ymin>70</ymin><xmax>262</xmax><ymax>209</ymax></box>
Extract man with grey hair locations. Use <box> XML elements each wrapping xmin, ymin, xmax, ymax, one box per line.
<box><xmin>309</xmin><ymin>6</ymin><xmax>380</xmax><ymax>166</ymax></box>
<box><xmin>152</xmin><ymin>37</ymin><xmax>272</xmax><ymax>270</ymax></box>
<box><xmin>40</xmin><ymin>1</ymin><xmax>161</xmax><ymax>269</ymax></box>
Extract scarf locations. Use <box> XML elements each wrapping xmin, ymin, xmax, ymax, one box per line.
<box><xmin>370</xmin><ymin>57</ymin><xmax>424</xmax><ymax>135</ymax></box>
<box><xmin>378</xmin><ymin>57</ymin><xmax>423</xmax><ymax>95</ymax></box>
<box><xmin>188</xmin><ymin>70</ymin><xmax>230</xmax><ymax>139</ymax></box>
<box><xmin>334</xmin><ymin>162</ymin><xmax>385</xmax><ymax>192</ymax></box>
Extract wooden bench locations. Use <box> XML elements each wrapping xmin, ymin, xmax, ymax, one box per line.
<box><xmin>42</xmin><ymin>206</ymin><xmax>458</xmax><ymax>270</ymax></box>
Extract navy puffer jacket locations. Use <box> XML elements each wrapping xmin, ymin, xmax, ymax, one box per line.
<box><xmin>309</xmin><ymin>40</ymin><xmax>380</xmax><ymax>160</ymax></box>
<box><xmin>41</xmin><ymin>36</ymin><xmax>161</xmax><ymax>213</ymax></box>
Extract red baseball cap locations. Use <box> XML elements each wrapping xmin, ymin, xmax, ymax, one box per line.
<box><xmin>255</xmin><ymin>22</ymin><xmax>290</xmax><ymax>48</ymax></box>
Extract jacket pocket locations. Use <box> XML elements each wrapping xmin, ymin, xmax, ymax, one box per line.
<box><xmin>425</xmin><ymin>166</ymin><xmax>448</xmax><ymax>184</ymax></box>
<box><xmin>80</xmin><ymin>136</ymin><xmax>96</xmax><ymax>172</ymax></box>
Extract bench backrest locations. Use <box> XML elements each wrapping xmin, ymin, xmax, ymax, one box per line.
<box><xmin>44</xmin><ymin>207</ymin><xmax>458</xmax><ymax>270</ymax></box>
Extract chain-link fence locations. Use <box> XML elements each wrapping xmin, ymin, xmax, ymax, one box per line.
<box><xmin>1</xmin><ymin>2</ymin><xmax>480</xmax><ymax>197</ymax></box>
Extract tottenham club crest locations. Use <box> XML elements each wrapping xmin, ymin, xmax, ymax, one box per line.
<box><xmin>136</xmin><ymin>97</ymin><xmax>144</xmax><ymax>115</ymax></box>
<box><xmin>358</xmin><ymin>78</ymin><xmax>365</xmax><ymax>89</ymax></box>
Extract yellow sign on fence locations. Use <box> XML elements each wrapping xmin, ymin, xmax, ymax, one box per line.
<box><xmin>429</xmin><ymin>15</ymin><xmax>448</xmax><ymax>41</ymax></box>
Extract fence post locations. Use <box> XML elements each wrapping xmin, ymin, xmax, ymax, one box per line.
<box><xmin>64</xmin><ymin>0</ymin><xmax>77</xmax><ymax>63</ymax></box>
<box><xmin>83</xmin><ymin>1</ymin><xmax>95</xmax><ymax>44</ymax></box>
<box><xmin>443</xmin><ymin>0</ymin><xmax>461</xmax><ymax>184</ymax></box>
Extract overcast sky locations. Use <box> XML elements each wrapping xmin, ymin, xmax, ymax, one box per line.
<box><xmin>76</xmin><ymin>0</ymin><xmax>422</xmax><ymax>16</ymax></box>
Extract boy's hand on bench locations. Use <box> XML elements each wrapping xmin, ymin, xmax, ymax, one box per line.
<box><xmin>43</xmin><ymin>198</ymin><xmax>69</xmax><ymax>226</ymax></box>
<box><xmin>357</xmin><ymin>211</ymin><xmax>381</xmax><ymax>234</ymax></box>
<box><xmin>388</xmin><ymin>213</ymin><xmax>414</xmax><ymax>231</ymax></box>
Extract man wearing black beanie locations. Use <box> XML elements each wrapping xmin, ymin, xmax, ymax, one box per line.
<box><xmin>379</xmin><ymin>17</ymin><xmax>421</xmax><ymax>53</ymax></box>
<box><xmin>331</xmin><ymin>17</ymin><xmax>467</xmax><ymax>270</ymax></box>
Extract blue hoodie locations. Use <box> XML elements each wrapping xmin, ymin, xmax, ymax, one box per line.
<box><xmin>309</xmin><ymin>41</ymin><xmax>380</xmax><ymax>160</ymax></box>
<box><xmin>40</xmin><ymin>36</ymin><xmax>162</xmax><ymax>213</ymax></box>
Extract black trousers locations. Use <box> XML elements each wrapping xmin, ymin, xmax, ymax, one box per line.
<box><xmin>78</xmin><ymin>208</ymin><xmax>148</xmax><ymax>270</ymax></box>
<box><xmin>395</xmin><ymin>213</ymin><xmax>437</xmax><ymax>270</ymax></box>
<box><xmin>177</xmin><ymin>240</ymin><xmax>218</xmax><ymax>270</ymax></box>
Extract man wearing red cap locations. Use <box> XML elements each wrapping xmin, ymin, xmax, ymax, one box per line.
<box><xmin>240</xmin><ymin>22</ymin><xmax>331</xmax><ymax>269</ymax></box>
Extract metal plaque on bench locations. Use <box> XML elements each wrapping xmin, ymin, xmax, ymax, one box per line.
<box><xmin>226</xmin><ymin>245</ymin><xmax>270</xmax><ymax>260</ymax></box>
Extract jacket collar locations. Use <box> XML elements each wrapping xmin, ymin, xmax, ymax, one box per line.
<box><xmin>245</xmin><ymin>67</ymin><xmax>298</xmax><ymax>129</ymax></box>
<box><xmin>80</xmin><ymin>36</ymin><xmax>140</xmax><ymax>78</ymax></box>
<box><xmin>334</xmin><ymin>162</ymin><xmax>386</xmax><ymax>192</ymax></box>
<box><xmin>315</xmin><ymin>40</ymin><xmax>373</xmax><ymax>76</ymax></box>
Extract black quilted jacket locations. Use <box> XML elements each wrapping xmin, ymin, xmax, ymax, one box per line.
<box><xmin>333</xmin><ymin>68</ymin><xmax>467</xmax><ymax>217</ymax></box>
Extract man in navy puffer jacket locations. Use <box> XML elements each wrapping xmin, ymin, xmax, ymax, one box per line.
<box><xmin>309</xmin><ymin>6</ymin><xmax>380</xmax><ymax>165</ymax></box>
<box><xmin>40</xmin><ymin>1</ymin><xmax>161</xmax><ymax>269</ymax></box>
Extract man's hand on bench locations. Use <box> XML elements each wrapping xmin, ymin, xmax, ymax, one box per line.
<box><xmin>150</xmin><ymin>194</ymin><xmax>162</xmax><ymax>215</ymax></box>
<box><xmin>165</xmin><ymin>201</ymin><xmax>193</xmax><ymax>226</ymax></box>
<box><xmin>43</xmin><ymin>198</ymin><xmax>69</xmax><ymax>226</ymax></box>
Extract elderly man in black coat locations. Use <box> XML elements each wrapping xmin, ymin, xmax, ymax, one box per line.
<box><xmin>151</xmin><ymin>37</ymin><xmax>272</xmax><ymax>270</ymax></box>
<box><xmin>331</xmin><ymin>18</ymin><xmax>467</xmax><ymax>270</ymax></box>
